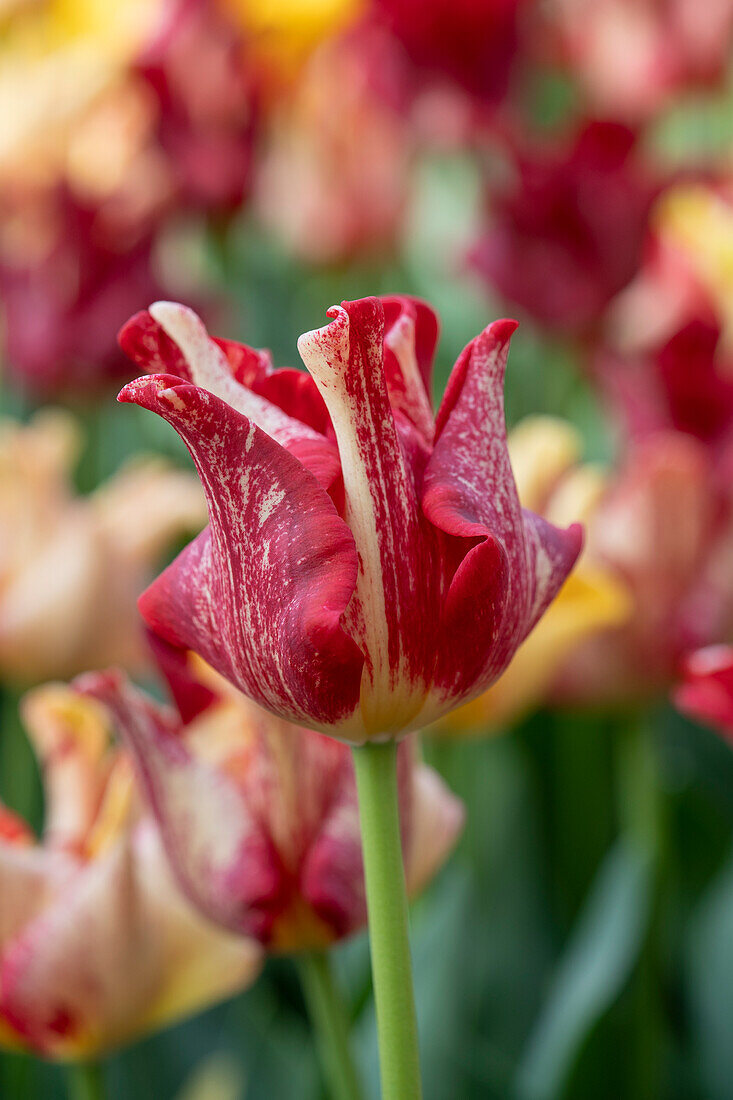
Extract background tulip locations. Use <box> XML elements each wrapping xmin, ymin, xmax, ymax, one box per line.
<box><xmin>0</xmin><ymin>685</ymin><xmax>261</xmax><ymax>1060</ymax></box>
<box><xmin>77</xmin><ymin>646</ymin><xmax>464</xmax><ymax>950</ymax></box>
<box><xmin>0</xmin><ymin>410</ymin><xmax>206</xmax><ymax>684</ymax></box>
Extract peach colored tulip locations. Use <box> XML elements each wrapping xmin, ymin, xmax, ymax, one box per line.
<box><xmin>254</xmin><ymin>26</ymin><xmax>411</xmax><ymax>263</ymax></box>
<box><xmin>552</xmin><ymin>430</ymin><xmax>733</xmax><ymax>705</ymax></box>
<box><xmin>0</xmin><ymin>685</ymin><xmax>261</xmax><ymax>1058</ymax></box>
<box><xmin>0</xmin><ymin>410</ymin><xmax>206</xmax><ymax>683</ymax></box>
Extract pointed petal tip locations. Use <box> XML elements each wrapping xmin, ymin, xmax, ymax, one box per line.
<box><xmin>483</xmin><ymin>317</ymin><xmax>519</xmax><ymax>346</ymax></box>
<box><xmin>72</xmin><ymin>668</ymin><xmax>125</xmax><ymax>705</ymax></box>
<box><xmin>117</xmin><ymin>374</ymin><xmax>196</xmax><ymax>411</ymax></box>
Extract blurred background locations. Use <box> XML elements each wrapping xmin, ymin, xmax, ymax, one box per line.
<box><xmin>2</xmin><ymin>0</ymin><xmax>733</xmax><ymax>1097</ymax></box>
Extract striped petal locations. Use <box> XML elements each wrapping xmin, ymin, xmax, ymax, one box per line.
<box><xmin>119</xmin><ymin>303</ymin><xmax>339</xmax><ymax>490</ymax></box>
<box><xmin>76</xmin><ymin>672</ymin><xmax>282</xmax><ymax>942</ymax></box>
<box><xmin>381</xmin><ymin>295</ymin><xmax>438</xmax><ymax>448</ymax></box>
<box><xmin>119</xmin><ymin>375</ymin><xmax>363</xmax><ymax>734</ymax></box>
<box><xmin>298</xmin><ymin>298</ymin><xmax>440</xmax><ymax>736</ymax></box>
<box><xmin>422</xmin><ymin>320</ymin><xmax>583</xmax><ymax>706</ymax></box>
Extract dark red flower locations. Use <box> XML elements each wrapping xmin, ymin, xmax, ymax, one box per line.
<box><xmin>471</xmin><ymin>121</ymin><xmax>658</xmax><ymax>333</ymax></box>
<box><xmin>136</xmin><ymin>0</ymin><xmax>258</xmax><ymax>212</ymax></box>
<box><xmin>372</xmin><ymin>0</ymin><xmax>528</xmax><ymax>103</ymax></box>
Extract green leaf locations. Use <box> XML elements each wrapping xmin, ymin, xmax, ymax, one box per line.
<box><xmin>685</xmin><ymin>849</ymin><xmax>733</xmax><ymax>1100</ymax></box>
<box><xmin>515</xmin><ymin>840</ymin><xmax>653</xmax><ymax>1100</ymax></box>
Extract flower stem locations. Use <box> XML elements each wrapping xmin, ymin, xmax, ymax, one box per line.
<box><xmin>352</xmin><ymin>740</ymin><xmax>422</xmax><ymax>1100</ymax></box>
<box><xmin>297</xmin><ymin>950</ymin><xmax>364</xmax><ymax>1100</ymax></box>
<box><xmin>67</xmin><ymin>1062</ymin><xmax>104</xmax><ymax>1100</ymax></box>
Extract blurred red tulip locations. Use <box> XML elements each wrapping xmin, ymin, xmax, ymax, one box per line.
<box><xmin>674</xmin><ymin>645</ymin><xmax>733</xmax><ymax>737</ymax></box>
<box><xmin>372</xmin><ymin>0</ymin><xmax>529</xmax><ymax>103</ymax></box>
<box><xmin>471</xmin><ymin>121</ymin><xmax>659</xmax><ymax>334</ymax></box>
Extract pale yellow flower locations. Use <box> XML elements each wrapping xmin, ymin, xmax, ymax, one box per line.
<box><xmin>0</xmin><ymin>410</ymin><xmax>206</xmax><ymax>684</ymax></box>
<box><xmin>0</xmin><ymin>686</ymin><xmax>261</xmax><ymax>1058</ymax></box>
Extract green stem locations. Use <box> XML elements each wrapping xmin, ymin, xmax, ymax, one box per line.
<box><xmin>67</xmin><ymin>1061</ymin><xmax>104</xmax><ymax>1100</ymax></box>
<box><xmin>352</xmin><ymin>741</ymin><xmax>422</xmax><ymax>1100</ymax></box>
<box><xmin>297</xmin><ymin>951</ymin><xmax>364</xmax><ymax>1100</ymax></box>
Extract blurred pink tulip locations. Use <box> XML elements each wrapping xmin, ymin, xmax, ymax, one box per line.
<box><xmin>136</xmin><ymin>0</ymin><xmax>258</xmax><ymax>212</ymax></box>
<box><xmin>544</xmin><ymin>0</ymin><xmax>733</xmax><ymax>121</ymax></box>
<box><xmin>254</xmin><ymin>26</ymin><xmax>411</xmax><ymax>263</ymax></box>
<box><xmin>599</xmin><ymin>184</ymin><xmax>733</xmax><ymax>482</ymax></box>
<box><xmin>78</xmin><ymin>640</ymin><xmax>465</xmax><ymax>950</ymax></box>
<box><xmin>553</xmin><ymin>431</ymin><xmax>733</xmax><ymax>704</ymax></box>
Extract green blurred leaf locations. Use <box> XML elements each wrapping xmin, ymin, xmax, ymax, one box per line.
<box><xmin>515</xmin><ymin>840</ymin><xmax>654</xmax><ymax>1100</ymax></box>
<box><xmin>685</xmin><ymin>849</ymin><xmax>733</xmax><ymax>1100</ymax></box>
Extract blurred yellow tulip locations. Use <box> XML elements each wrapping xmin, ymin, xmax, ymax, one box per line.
<box><xmin>222</xmin><ymin>0</ymin><xmax>364</xmax><ymax>79</ymax></box>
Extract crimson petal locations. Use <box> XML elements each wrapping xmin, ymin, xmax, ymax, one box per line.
<box><xmin>119</xmin><ymin>375</ymin><xmax>364</xmax><ymax>734</ymax></box>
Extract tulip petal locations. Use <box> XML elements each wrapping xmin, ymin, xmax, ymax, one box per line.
<box><xmin>404</xmin><ymin>763</ymin><xmax>464</xmax><ymax>896</ymax></box>
<box><xmin>119</xmin><ymin>375</ymin><xmax>363</xmax><ymax>732</ymax></box>
<box><xmin>119</xmin><ymin>303</ymin><xmax>339</xmax><ymax>490</ymax></box>
<box><xmin>0</xmin><ymin>840</ymin><xmax>151</xmax><ymax>1055</ymax></box>
<box><xmin>146</xmin><ymin>630</ymin><xmax>218</xmax><ymax>724</ymax></box>
<box><xmin>0</xmin><ymin>829</ymin><xmax>260</xmax><ymax>1056</ymax></box>
<box><xmin>0</xmin><ymin>842</ymin><xmax>74</xmax><ymax>946</ymax></box>
<box><xmin>674</xmin><ymin>646</ymin><xmax>733</xmax><ymax>736</ymax></box>
<box><xmin>19</xmin><ymin>686</ymin><xmax>109</xmax><ymax>856</ymax></box>
<box><xmin>76</xmin><ymin>671</ymin><xmax>283</xmax><ymax>942</ymax></box>
<box><xmin>423</xmin><ymin>320</ymin><xmax>582</xmax><ymax>701</ymax></box>
<box><xmin>298</xmin><ymin>298</ymin><xmax>440</xmax><ymax>736</ymax></box>
<box><xmin>381</xmin><ymin>295</ymin><xmax>438</xmax><ymax>447</ymax></box>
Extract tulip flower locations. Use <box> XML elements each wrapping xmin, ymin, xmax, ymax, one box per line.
<box><xmin>552</xmin><ymin>431</ymin><xmax>733</xmax><ymax>706</ymax></box>
<box><xmin>117</xmin><ymin>293</ymin><xmax>581</xmax><ymax>1098</ymax></box>
<box><xmin>78</xmin><ymin>639</ymin><xmax>463</xmax><ymax>1100</ymax></box>
<box><xmin>0</xmin><ymin>684</ymin><xmax>261</xmax><ymax>1061</ymax></box>
<box><xmin>118</xmin><ymin>295</ymin><xmax>582</xmax><ymax>740</ymax></box>
<box><xmin>674</xmin><ymin>646</ymin><xmax>733</xmax><ymax>738</ymax></box>
<box><xmin>77</xmin><ymin>643</ymin><xmax>464</xmax><ymax>951</ymax></box>
<box><xmin>599</xmin><ymin>185</ymin><xmax>733</xmax><ymax>475</ymax></box>
<box><xmin>471</xmin><ymin>121</ymin><xmax>658</xmax><ymax>334</ymax></box>
<box><xmin>438</xmin><ymin>417</ymin><xmax>629</xmax><ymax>733</ymax></box>
<box><xmin>543</xmin><ymin>0</ymin><xmax>733</xmax><ymax>121</ymax></box>
<box><xmin>0</xmin><ymin>410</ymin><xmax>206</xmax><ymax>683</ymax></box>
<box><xmin>372</xmin><ymin>0</ymin><xmax>528</xmax><ymax>104</ymax></box>
<box><xmin>254</xmin><ymin>26</ymin><xmax>411</xmax><ymax>264</ymax></box>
